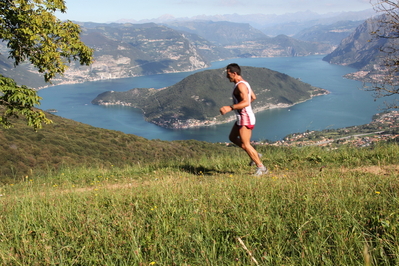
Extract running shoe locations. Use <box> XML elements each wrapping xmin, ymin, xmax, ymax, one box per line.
<box><xmin>253</xmin><ymin>166</ymin><xmax>268</xmax><ymax>176</ymax></box>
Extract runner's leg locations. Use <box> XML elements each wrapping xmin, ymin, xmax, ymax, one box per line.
<box><xmin>239</xmin><ymin>126</ymin><xmax>263</xmax><ymax>167</ymax></box>
<box><xmin>229</xmin><ymin>123</ymin><xmax>242</xmax><ymax>146</ymax></box>
<box><xmin>229</xmin><ymin>124</ymin><xmax>263</xmax><ymax>167</ymax></box>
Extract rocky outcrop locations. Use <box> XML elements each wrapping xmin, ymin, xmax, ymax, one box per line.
<box><xmin>322</xmin><ymin>16</ymin><xmax>394</xmax><ymax>81</ymax></box>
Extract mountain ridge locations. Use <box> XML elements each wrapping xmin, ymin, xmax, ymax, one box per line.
<box><xmin>1</xmin><ymin>21</ymin><xmax>333</xmax><ymax>89</ymax></box>
<box><xmin>322</xmin><ymin>15</ymin><xmax>391</xmax><ymax>81</ymax></box>
<box><xmin>116</xmin><ymin>9</ymin><xmax>375</xmax><ymax>35</ymax></box>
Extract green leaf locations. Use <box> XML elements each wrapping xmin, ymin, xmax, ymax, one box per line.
<box><xmin>0</xmin><ymin>0</ymin><xmax>93</xmax><ymax>129</ymax></box>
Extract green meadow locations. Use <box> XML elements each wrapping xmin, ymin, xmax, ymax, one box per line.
<box><xmin>1</xmin><ymin>142</ymin><xmax>398</xmax><ymax>265</ymax></box>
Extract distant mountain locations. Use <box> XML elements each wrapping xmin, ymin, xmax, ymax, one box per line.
<box><xmin>53</xmin><ymin>22</ymin><xmax>226</xmax><ymax>84</ymax></box>
<box><xmin>164</xmin><ymin>21</ymin><xmax>267</xmax><ymax>45</ymax></box>
<box><xmin>322</xmin><ymin>16</ymin><xmax>389</xmax><ymax>80</ymax></box>
<box><xmin>92</xmin><ymin>66</ymin><xmax>328</xmax><ymax>129</ymax></box>
<box><xmin>117</xmin><ymin>9</ymin><xmax>376</xmax><ymax>36</ymax></box>
<box><xmin>294</xmin><ymin>20</ymin><xmax>365</xmax><ymax>46</ymax></box>
<box><xmin>260</xmin><ymin>10</ymin><xmax>375</xmax><ymax>36</ymax></box>
<box><xmin>164</xmin><ymin>21</ymin><xmax>333</xmax><ymax>57</ymax></box>
<box><xmin>0</xmin><ymin>10</ymin><xmax>376</xmax><ymax>89</ymax></box>
<box><xmin>0</xmin><ymin>21</ymin><xmax>333</xmax><ymax>89</ymax></box>
<box><xmin>227</xmin><ymin>34</ymin><xmax>332</xmax><ymax>58</ymax></box>
<box><xmin>0</xmin><ymin>22</ymin><xmax>230</xmax><ymax>88</ymax></box>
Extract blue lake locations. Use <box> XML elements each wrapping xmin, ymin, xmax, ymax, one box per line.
<box><xmin>38</xmin><ymin>55</ymin><xmax>388</xmax><ymax>142</ymax></box>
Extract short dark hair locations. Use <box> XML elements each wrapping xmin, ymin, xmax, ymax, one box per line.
<box><xmin>226</xmin><ymin>63</ymin><xmax>241</xmax><ymax>75</ymax></box>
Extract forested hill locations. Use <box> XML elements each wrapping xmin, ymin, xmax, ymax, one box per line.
<box><xmin>92</xmin><ymin>66</ymin><xmax>328</xmax><ymax>129</ymax></box>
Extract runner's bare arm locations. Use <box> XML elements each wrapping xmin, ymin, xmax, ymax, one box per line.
<box><xmin>234</xmin><ymin>83</ymin><xmax>250</xmax><ymax>109</ymax></box>
<box><xmin>251</xmin><ymin>89</ymin><xmax>256</xmax><ymax>103</ymax></box>
<box><xmin>220</xmin><ymin>83</ymin><xmax>250</xmax><ymax>115</ymax></box>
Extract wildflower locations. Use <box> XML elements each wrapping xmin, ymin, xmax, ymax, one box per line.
<box><xmin>149</xmin><ymin>262</ymin><xmax>156</xmax><ymax>265</ymax></box>
<box><xmin>375</xmin><ymin>191</ymin><xmax>381</xmax><ymax>194</ymax></box>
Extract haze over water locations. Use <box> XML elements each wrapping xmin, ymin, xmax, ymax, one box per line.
<box><xmin>38</xmin><ymin>55</ymin><xmax>387</xmax><ymax>142</ymax></box>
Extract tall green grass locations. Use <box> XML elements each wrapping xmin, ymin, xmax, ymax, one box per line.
<box><xmin>0</xmin><ymin>143</ymin><xmax>398</xmax><ymax>265</ymax></box>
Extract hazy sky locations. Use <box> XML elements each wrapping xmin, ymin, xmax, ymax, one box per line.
<box><xmin>56</xmin><ymin>0</ymin><xmax>372</xmax><ymax>23</ymax></box>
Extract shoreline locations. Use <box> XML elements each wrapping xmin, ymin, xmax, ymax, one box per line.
<box><xmin>33</xmin><ymin>61</ymin><xmax>216</xmax><ymax>91</ymax></box>
<box><xmin>97</xmin><ymin>90</ymin><xmax>330</xmax><ymax>129</ymax></box>
<box><xmin>165</xmin><ymin>92</ymin><xmax>330</xmax><ymax>129</ymax></box>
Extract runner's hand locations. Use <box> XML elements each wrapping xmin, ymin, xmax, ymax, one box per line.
<box><xmin>220</xmin><ymin>106</ymin><xmax>232</xmax><ymax>115</ymax></box>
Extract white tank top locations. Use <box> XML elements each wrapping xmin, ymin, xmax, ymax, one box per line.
<box><xmin>232</xmin><ymin>81</ymin><xmax>256</xmax><ymax>126</ymax></box>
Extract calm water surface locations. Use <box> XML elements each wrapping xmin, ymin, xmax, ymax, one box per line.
<box><xmin>38</xmin><ymin>56</ymin><xmax>387</xmax><ymax>142</ymax></box>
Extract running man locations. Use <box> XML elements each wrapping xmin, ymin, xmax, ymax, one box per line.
<box><xmin>219</xmin><ymin>63</ymin><xmax>268</xmax><ymax>176</ymax></box>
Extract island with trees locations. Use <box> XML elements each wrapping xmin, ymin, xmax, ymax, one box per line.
<box><xmin>92</xmin><ymin>66</ymin><xmax>329</xmax><ymax>129</ymax></box>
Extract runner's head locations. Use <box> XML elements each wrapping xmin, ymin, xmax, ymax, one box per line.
<box><xmin>226</xmin><ymin>63</ymin><xmax>241</xmax><ymax>75</ymax></box>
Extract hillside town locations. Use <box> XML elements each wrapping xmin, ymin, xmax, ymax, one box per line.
<box><xmin>257</xmin><ymin>111</ymin><xmax>399</xmax><ymax>148</ymax></box>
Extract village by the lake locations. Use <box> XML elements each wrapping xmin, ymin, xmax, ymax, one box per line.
<box><xmin>247</xmin><ymin>111</ymin><xmax>399</xmax><ymax>148</ymax></box>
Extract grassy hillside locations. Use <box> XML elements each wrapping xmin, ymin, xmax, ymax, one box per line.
<box><xmin>0</xmin><ymin>111</ymin><xmax>230</xmax><ymax>182</ymax></box>
<box><xmin>1</xmin><ymin>106</ymin><xmax>399</xmax><ymax>265</ymax></box>
<box><xmin>1</xmin><ymin>141</ymin><xmax>398</xmax><ymax>265</ymax></box>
